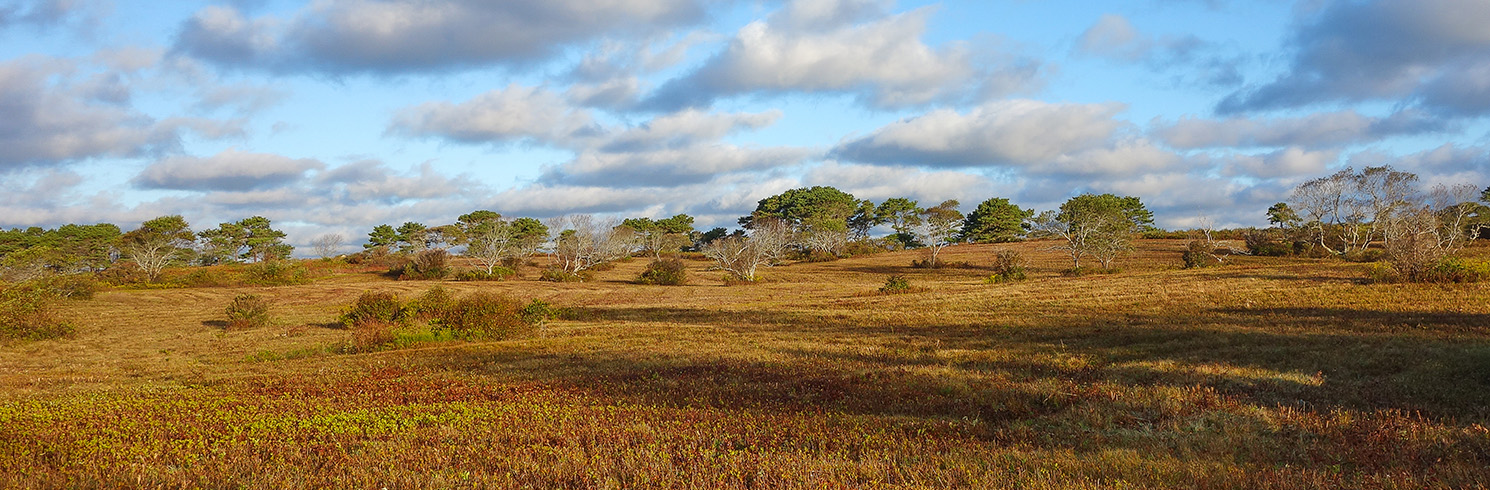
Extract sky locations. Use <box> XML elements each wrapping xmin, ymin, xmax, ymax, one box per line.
<box><xmin>2</xmin><ymin>0</ymin><xmax>1489</xmax><ymax>255</ymax></box>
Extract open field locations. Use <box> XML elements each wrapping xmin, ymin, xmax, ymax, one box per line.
<box><xmin>3</xmin><ymin>240</ymin><xmax>1489</xmax><ymax>488</ymax></box>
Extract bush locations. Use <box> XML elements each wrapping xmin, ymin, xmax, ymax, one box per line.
<box><xmin>520</xmin><ymin>299</ymin><xmax>561</xmax><ymax>325</ymax></box>
<box><xmin>241</xmin><ymin>261</ymin><xmax>310</xmax><ymax>286</ymax></box>
<box><xmin>350</xmin><ymin>321</ymin><xmax>397</xmax><ymax>353</ymax></box>
<box><xmin>539</xmin><ymin>268</ymin><xmax>588</xmax><ymax>282</ymax></box>
<box><xmin>842</xmin><ymin>240</ymin><xmax>887</xmax><ymax>257</ymax></box>
<box><xmin>988</xmin><ymin>250</ymin><xmax>1027</xmax><ymax>283</ymax></box>
<box><xmin>224</xmin><ymin>294</ymin><xmax>272</xmax><ymax>329</ymax></box>
<box><xmin>43</xmin><ymin>274</ymin><xmax>102</xmax><ymax>300</ymax></box>
<box><xmin>340</xmin><ymin>291</ymin><xmax>410</xmax><ymax>328</ymax></box>
<box><xmin>1063</xmin><ymin>266</ymin><xmax>1120</xmax><ymax>276</ymax></box>
<box><xmin>397</xmin><ymin>249</ymin><xmax>451</xmax><ymax>280</ymax></box>
<box><xmin>1244</xmin><ymin>229</ymin><xmax>1292</xmax><ymax>257</ymax></box>
<box><xmin>720</xmin><ymin>274</ymin><xmax>757</xmax><ymax>286</ymax></box>
<box><xmin>1424</xmin><ymin>257</ymin><xmax>1490</xmax><ymax>283</ymax></box>
<box><xmin>879</xmin><ymin>274</ymin><xmax>913</xmax><ymax>294</ymax></box>
<box><xmin>454</xmin><ymin>267</ymin><xmax>515</xmax><ymax>281</ymax></box>
<box><xmin>1182</xmin><ymin>240</ymin><xmax>1219</xmax><ymax>269</ymax></box>
<box><xmin>1341</xmin><ymin>249</ymin><xmax>1386</xmax><ymax>263</ymax></box>
<box><xmin>0</xmin><ymin>282</ymin><xmax>75</xmax><ymax>341</ymax></box>
<box><xmin>98</xmin><ymin>262</ymin><xmax>148</xmax><ymax>286</ymax></box>
<box><xmin>432</xmin><ymin>292</ymin><xmax>531</xmax><ymax>340</ymax></box>
<box><xmin>412</xmin><ymin>286</ymin><xmax>455</xmax><ymax>321</ymax></box>
<box><xmin>1365</xmin><ymin>262</ymin><xmax>1401</xmax><ymax>284</ymax></box>
<box><xmin>637</xmin><ymin>259</ymin><xmax>688</xmax><ymax>285</ymax></box>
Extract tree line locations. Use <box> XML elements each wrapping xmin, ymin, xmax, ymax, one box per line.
<box><xmin>2</xmin><ymin>165</ymin><xmax>1486</xmax><ymax>285</ymax></box>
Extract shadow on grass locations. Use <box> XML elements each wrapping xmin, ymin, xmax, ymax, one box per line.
<box><xmin>545</xmin><ymin>304</ymin><xmax>1490</xmax><ymax>420</ymax></box>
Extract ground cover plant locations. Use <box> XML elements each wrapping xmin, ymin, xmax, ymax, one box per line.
<box><xmin>1</xmin><ymin>240</ymin><xmax>1489</xmax><ymax>488</ymax></box>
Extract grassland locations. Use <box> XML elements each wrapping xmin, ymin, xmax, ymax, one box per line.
<box><xmin>2</xmin><ymin>240</ymin><xmax>1489</xmax><ymax>488</ymax></box>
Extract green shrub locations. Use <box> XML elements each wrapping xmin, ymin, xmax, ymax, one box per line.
<box><xmin>1182</xmin><ymin>240</ymin><xmax>1218</xmax><ymax>269</ymax></box>
<box><xmin>1365</xmin><ymin>262</ymin><xmax>1401</xmax><ymax>284</ymax></box>
<box><xmin>412</xmin><ymin>286</ymin><xmax>455</xmax><ymax>321</ymax></box>
<box><xmin>1425</xmin><ymin>257</ymin><xmax>1490</xmax><ymax>283</ymax></box>
<box><xmin>224</xmin><ymin>294</ymin><xmax>272</xmax><ymax>329</ymax></box>
<box><xmin>340</xmin><ymin>291</ymin><xmax>409</xmax><ymax>328</ymax></box>
<box><xmin>241</xmin><ymin>261</ymin><xmax>310</xmax><ymax>286</ymax></box>
<box><xmin>540</xmin><ymin>268</ymin><xmax>588</xmax><ymax>282</ymax></box>
<box><xmin>454</xmin><ymin>267</ymin><xmax>515</xmax><ymax>281</ymax></box>
<box><xmin>987</xmin><ymin>250</ymin><xmax>1027</xmax><ymax>283</ymax></box>
<box><xmin>0</xmin><ymin>282</ymin><xmax>75</xmax><ymax>341</ymax></box>
<box><xmin>43</xmin><ymin>274</ymin><xmax>102</xmax><ymax>300</ymax></box>
<box><xmin>433</xmin><ymin>292</ymin><xmax>531</xmax><ymax>340</ymax></box>
<box><xmin>880</xmin><ymin>274</ymin><xmax>913</xmax><ymax>294</ymax></box>
<box><xmin>637</xmin><ymin>259</ymin><xmax>688</xmax><ymax>285</ymax></box>
<box><xmin>520</xmin><ymin>299</ymin><xmax>561</xmax><ymax>325</ymax></box>
<box><xmin>1341</xmin><ymin>249</ymin><xmax>1386</xmax><ymax>263</ymax></box>
<box><xmin>397</xmin><ymin>249</ymin><xmax>451</xmax><ymax>280</ymax></box>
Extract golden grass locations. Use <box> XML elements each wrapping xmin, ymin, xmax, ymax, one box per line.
<box><xmin>3</xmin><ymin>240</ymin><xmax>1490</xmax><ymax>488</ymax></box>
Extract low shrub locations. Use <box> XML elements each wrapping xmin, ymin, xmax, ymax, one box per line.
<box><xmin>539</xmin><ymin>268</ymin><xmax>589</xmax><ymax>282</ymax></box>
<box><xmin>429</xmin><ymin>292</ymin><xmax>532</xmax><ymax>340</ymax></box>
<box><xmin>720</xmin><ymin>274</ymin><xmax>757</xmax><ymax>286</ymax></box>
<box><xmin>412</xmin><ymin>286</ymin><xmax>455</xmax><ymax>321</ymax></box>
<box><xmin>987</xmin><ymin>250</ymin><xmax>1027</xmax><ymax>283</ymax></box>
<box><xmin>397</xmin><ymin>249</ymin><xmax>451</xmax><ymax>280</ymax></box>
<box><xmin>1182</xmin><ymin>240</ymin><xmax>1219</xmax><ymax>269</ymax></box>
<box><xmin>224</xmin><ymin>294</ymin><xmax>272</xmax><ymax>329</ymax></box>
<box><xmin>589</xmin><ymin>261</ymin><xmax>617</xmax><ymax>272</ymax></box>
<box><xmin>241</xmin><ymin>261</ymin><xmax>310</xmax><ymax>286</ymax></box>
<box><xmin>0</xmin><ymin>282</ymin><xmax>75</xmax><ymax>341</ymax></box>
<box><xmin>97</xmin><ymin>262</ymin><xmax>148</xmax><ymax>286</ymax></box>
<box><xmin>843</xmin><ymin>240</ymin><xmax>887</xmax><ymax>257</ymax></box>
<box><xmin>340</xmin><ymin>291</ymin><xmax>410</xmax><ymax>328</ymax></box>
<box><xmin>1341</xmin><ymin>249</ymin><xmax>1386</xmax><ymax>263</ymax></box>
<box><xmin>637</xmin><ymin>259</ymin><xmax>688</xmax><ymax>285</ymax></box>
<box><xmin>349</xmin><ymin>321</ymin><xmax>397</xmax><ymax>353</ymax></box>
<box><xmin>1244</xmin><ymin>229</ymin><xmax>1293</xmax><ymax>257</ymax></box>
<box><xmin>43</xmin><ymin>274</ymin><xmax>103</xmax><ymax>300</ymax></box>
<box><xmin>879</xmin><ymin>274</ymin><xmax>913</xmax><ymax>294</ymax></box>
<box><xmin>454</xmin><ymin>267</ymin><xmax>514</xmax><ymax>282</ymax></box>
<box><xmin>1063</xmin><ymin>266</ymin><xmax>1120</xmax><ymax>276</ymax></box>
<box><xmin>520</xmin><ymin>299</ymin><xmax>561</xmax><ymax>325</ymax></box>
<box><xmin>1365</xmin><ymin>262</ymin><xmax>1401</xmax><ymax>284</ymax></box>
<box><xmin>1424</xmin><ymin>257</ymin><xmax>1490</xmax><ymax>283</ymax></box>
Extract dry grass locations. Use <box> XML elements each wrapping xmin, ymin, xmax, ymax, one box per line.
<box><xmin>3</xmin><ymin>240</ymin><xmax>1490</xmax><ymax>488</ymax></box>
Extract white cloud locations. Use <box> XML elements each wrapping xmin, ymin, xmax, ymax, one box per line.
<box><xmin>132</xmin><ymin>149</ymin><xmax>324</xmax><ymax>191</ymax></box>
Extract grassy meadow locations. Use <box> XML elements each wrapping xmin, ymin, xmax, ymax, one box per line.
<box><xmin>2</xmin><ymin>240</ymin><xmax>1489</xmax><ymax>488</ymax></box>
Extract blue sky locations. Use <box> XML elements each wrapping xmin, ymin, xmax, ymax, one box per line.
<box><xmin>2</xmin><ymin>0</ymin><xmax>1488</xmax><ymax>254</ymax></box>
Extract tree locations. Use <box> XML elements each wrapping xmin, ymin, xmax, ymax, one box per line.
<box><xmin>1266</xmin><ymin>202</ymin><xmax>1300</xmax><ymax>228</ymax></box>
<box><xmin>394</xmin><ymin>222</ymin><xmax>429</xmax><ymax>254</ymax></box>
<box><xmin>365</xmin><ymin>224</ymin><xmax>398</xmax><ymax>251</ymax></box>
<box><xmin>875</xmin><ymin>198</ymin><xmax>922</xmax><ymax>247</ymax></box>
<box><xmin>741</xmin><ymin>186</ymin><xmax>858</xmax><ymax>231</ymax></box>
<box><xmin>458</xmin><ymin>211</ymin><xmax>549</xmax><ymax>274</ymax></box>
<box><xmin>546</xmin><ymin>215</ymin><xmax>636</xmax><ymax>275</ymax></box>
<box><xmin>703</xmin><ymin>219</ymin><xmax>794</xmax><ymax>282</ymax></box>
<box><xmin>847</xmin><ymin>199</ymin><xmax>879</xmax><ymax>240</ymax></box>
<box><xmin>1381</xmin><ymin>183</ymin><xmax>1482</xmax><ymax>281</ymax></box>
<box><xmin>915</xmin><ymin>200</ymin><xmax>963</xmax><ymax>267</ymax></box>
<box><xmin>199</xmin><ymin>217</ymin><xmax>291</xmax><ymax>263</ymax></box>
<box><xmin>623</xmin><ymin>215</ymin><xmax>694</xmax><ymax>259</ymax></box>
<box><xmin>122</xmin><ymin>215</ymin><xmax>195</xmax><ymax>282</ymax></box>
<box><xmin>311</xmin><ymin>234</ymin><xmax>344</xmax><ymax>259</ymax></box>
<box><xmin>1289</xmin><ymin>166</ymin><xmax>1418</xmax><ymax>255</ymax></box>
<box><xmin>1032</xmin><ymin>194</ymin><xmax>1152</xmax><ymax>269</ymax></box>
<box><xmin>960</xmin><ymin>197</ymin><xmax>1031</xmax><ymax>243</ymax></box>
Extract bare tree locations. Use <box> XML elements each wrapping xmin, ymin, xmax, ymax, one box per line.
<box><xmin>546</xmin><ymin>215</ymin><xmax>638</xmax><ymax>274</ymax></box>
<box><xmin>702</xmin><ymin>219</ymin><xmax>795</xmax><ymax>282</ymax></box>
<box><xmin>1382</xmin><ymin>183</ymin><xmax>1482</xmax><ymax>281</ymax></box>
<box><xmin>121</xmin><ymin>216</ymin><xmax>195</xmax><ymax>282</ymax></box>
<box><xmin>914</xmin><ymin>199</ymin><xmax>963</xmax><ymax>267</ymax></box>
<box><xmin>311</xmin><ymin>233</ymin><xmax>344</xmax><ymax>259</ymax></box>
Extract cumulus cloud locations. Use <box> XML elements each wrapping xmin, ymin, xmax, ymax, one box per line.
<box><xmin>1153</xmin><ymin>110</ymin><xmax>1444</xmax><ymax>149</ymax></box>
<box><xmin>0</xmin><ymin>57</ymin><xmax>179</xmax><ymax>170</ymax></box>
<box><xmin>803</xmin><ymin>161</ymin><xmax>998</xmax><ymax>203</ymax></box>
<box><xmin>645</xmin><ymin>0</ymin><xmax>1043</xmax><ymax>109</ymax></box>
<box><xmin>173</xmin><ymin>0</ymin><xmax>713</xmax><ymax>74</ymax></box>
<box><xmin>1221</xmin><ymin>147</ymin><xmax>1338</xmax><ymax>178</ymax></box>
<box><xmin>831</xmin><ymin>100</ymin><xmax>1132</xmax><ymax>168</ymax></box>
<box><xmin>388</xmin><ymin>84</ymin><xmax>596</xmax><ymax>146</ymax></box>
<box><xmin>1075</xmin><ymin>13</ymin><xmax>1244</xmax><ymax>87</ymax></box>
<box><xmin>1218</xmin><ymin>0</ymin><xmax>1490</xmax><ymax>116</ymax></box>
<box><xmin>541</xmin><ymin>145</ymin><xmax>813</xmax><ymax>187</ymax></box>
<box><xmin>0</xmin><ymin>0</ymin><xmax>101</xmax><ymax>30</ymax></box>
<box><xmin>132</xmin><ymin>149</ymin><xmax>324</xmax><ymax>191</ymax></box>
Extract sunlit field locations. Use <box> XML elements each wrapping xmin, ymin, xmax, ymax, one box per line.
<box><xmin>3</xmin><ymin>240</ymin><xmax>1489</xmax><ymax>488</ymax></box>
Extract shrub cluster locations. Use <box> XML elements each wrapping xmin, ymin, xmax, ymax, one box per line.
<box><xmin>636</xmin><ymin>259</ymin><xmax>688</xmax><ymax>285</ymax></box>
<box><xmin>454</xmin><ymin>267</ymin><xmax>515</xmax><ymax>282</ymax></box>
<box><xmin>394</xmin><ymin>249</ymin><xmax>451</xmax><ymax>280</ymax></box>
<box><xmin>539</xmin><ymin>268</ymin><xmax>589</xmax><ymax>282</ymax></box>
<box><xmin>1369</xmin><ymin>257</ymin><xmax>1490</xmax><ymax>284</ymax></box>
<box><xmin>241</xmin><ymin>261</ymin><xmax>310</xmax><ymax>286</ymax></box>
<box><xmin>0</xmin><ymin>282</ymin><xmax>75</xmax><ymax>341</ymax></box>
<box><xmin>339</xmin><ymin>288</ymin><xmax>555</xmax><ymax>352</ymax></box>
<box><xmin>1182</xmin><ymin>240</ymin><xmax>1218</xmax><ymax>269</ymax></box>
<box><xmin>224</xmin><ymin>294</ymin><xmax>272</xmax><ymax>329</ymax></box>
<box><xmin>879</xmin><ymin>274</ymin><xmax>913</xmax><ymax>294</ymax></box>
<box><xmin>987</xmin><ymin>250</ymin><xmax>1028</xmax><ymax>283</ymax></box>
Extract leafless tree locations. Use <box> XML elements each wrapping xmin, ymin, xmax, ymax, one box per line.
<box><xmin>702</xmin><ymin>219</ymin><xmax>795</xmax><ymax>282</ymax></box>
<box><xmin>914</xmin><ymin>199</ymin><xmax>963</xmax><ymax>267</ymax></box>
<box><xmin>546</xmin><ymin>215</ymin><xmax>638</xmax><ymax>274</ymax></box>
<box><xmin>311</xmin><ymin>233</ymin><xmax>344</xmax><ymax>259</ymax></box>
<box><xmin>1382</xmin><ymin>183</ymin><xmax>1481</xmax><ymax>281</ymax></box>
